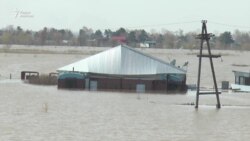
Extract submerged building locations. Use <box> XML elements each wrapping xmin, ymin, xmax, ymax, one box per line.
<box><xmin>231</xmin><ymin>70</ymin><xmax>250</xmax><ymax>92</ymax></box>
<box><xmin>57</xmin><ymin>45</ymin><xmax>187</xmax><ymax>93</ymax></box>
<box><xmin>233</xmin><ymin>70</ymin><xmax>250</xmax><ymax>86</ymax></box>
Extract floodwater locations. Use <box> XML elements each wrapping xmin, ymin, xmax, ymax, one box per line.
<box><xmin>1</xmin><ymin>45</ymin><xmax>250</xmax><ymax>141</ymax></box>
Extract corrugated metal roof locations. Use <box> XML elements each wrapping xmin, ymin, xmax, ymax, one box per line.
<box><xmin>57</xmin><ymin>45</ymin><xmax>186</xmax><ymax>75</ymax></box>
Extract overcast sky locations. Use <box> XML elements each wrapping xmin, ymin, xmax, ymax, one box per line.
<box><xmin>1</xmin><ymin>0</ymin><xmax>250</xmax><ymax>33</ymax></box>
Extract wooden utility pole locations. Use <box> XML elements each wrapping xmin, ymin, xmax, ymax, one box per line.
<box><xmin>195</xmin><ymin>20</ymin><xmax>221</xmax><ymax>109</ymax></box>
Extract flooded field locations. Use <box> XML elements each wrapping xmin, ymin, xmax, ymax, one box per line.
<box><xmin>1</xmin><ymin>45</ymin><xmax>250</xmax><ymax>141</ymax></box>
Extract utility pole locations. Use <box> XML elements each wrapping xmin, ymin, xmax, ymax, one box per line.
<box><xmin>195</xmin><ymin>20</ymin><xmax>221</xmax><ymax>109</ymax></box>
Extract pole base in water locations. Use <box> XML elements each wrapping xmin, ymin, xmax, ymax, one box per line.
<box><xmin>194</xmin><ymin>104</ymin><xmax>221</xmax><ymax>109</ymax></box>
<box><xmin>216</xmin><ymin>104</ymin><xmax>221</xmax><ymax>109</ymax></box>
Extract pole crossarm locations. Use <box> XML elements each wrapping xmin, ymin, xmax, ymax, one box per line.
<box><xmin>195</xmin><ymin>33</ymin><xmax>215</xmax><ymax>40</ymax></box>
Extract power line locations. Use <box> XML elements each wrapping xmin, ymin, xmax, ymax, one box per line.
<box><xmin>124</xmin><ymin>20</ymin><xmax>200</xmax><ymax>29</ymax></box>
<box><xmin>122</xmin><ymin>20</ymin><xmax>250</xmax><ymax>31</ymax></box>
<box><xmin>209</xmin><ymin>21</ymin><xmax>250</xmax><ymax>29</ymax></box>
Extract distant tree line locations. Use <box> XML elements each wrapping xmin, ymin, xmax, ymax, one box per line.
<box><xmin>0</xmin><ymin>25</ymin><xmax>250</xmax><ymax>50</ymax></box>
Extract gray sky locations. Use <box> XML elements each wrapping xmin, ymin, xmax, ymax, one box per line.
<box><xmin>1</xmin><ymin>0</ymin><xmax>250</xmax><ymax>33</ymax></box>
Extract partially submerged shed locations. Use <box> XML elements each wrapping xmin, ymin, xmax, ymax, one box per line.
<box><xmin>21</xmin><ymin>71</ymin><xmax>39</xmax><ymax>80</ymax></box>
<box><xmin>57</xmin><ymin>45</ymin><xmax>187</xmax><ymax>93</ymax></box>
<box><xmin>233</xmin><ymin>70</ymin><xmax>250</xmax><ymax>85</ymax></box>
<box><xmin>231</xmin><ymin>70</ymin><xmax>250</xmax><ymax>92</ymax></box>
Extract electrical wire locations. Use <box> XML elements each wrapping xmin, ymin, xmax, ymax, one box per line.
<box><xmin>206</xmin><ymin>21</ymin><xmax>250</xmax><ymax>29</ymax></box>
<box><xmin>124</xmin><ymin>20</ymin><xmax>200</xmax><ymax>29</ymax></box>
<box><xmin>121</xmin><ymin>20</ymin><xmax>250</xmax><ymax>31</ymax></box>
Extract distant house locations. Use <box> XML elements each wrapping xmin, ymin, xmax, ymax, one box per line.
<box><xmin>62</xmin><ymin>40</ymin><xmax>69</xmax><ymax>44</ymax></box>
<box><xmin>140</xmin><ymin>41</ymin><xmax>156</xmax><ymax>48</ymax></box>
<box><xmin>57</xmin><ymin>45</ymin><xmax>187</xmax><ymax>93</ymax></box>
<box><xmin>111</xmin><ymin>36</ymin><xmax>126</xmax><ymax>44</ymax></box>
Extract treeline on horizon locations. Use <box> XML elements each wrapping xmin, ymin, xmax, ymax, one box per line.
<box><xmin>0</xmin><ymin>25</ymin><xmax>250</xmax><ymax>50</ymax></box>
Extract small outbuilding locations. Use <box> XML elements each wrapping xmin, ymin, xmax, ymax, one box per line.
<box><xmin>21</xmin><ymin>71</ymin><xmax>39</xmax><ymax>80</ymax></box>
<box><xmin>57</xmin><ymin>45</ymin><xmax>187</xmax><ymax>93</ymax></box>
<box><xmin>233</xmin><ymin>70</ymin><xmax>250</xmax><ymax>85</ymax></box>
<box><xmin>231</xmin><ymin>70</ymin><xmax>250</xmax><ymax>92</ymax></box>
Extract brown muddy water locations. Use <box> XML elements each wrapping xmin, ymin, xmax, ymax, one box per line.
<box><xmin>1</xmin><ymin>46</ymin><xmax>250</xmax><ymax>141</ymax></box>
